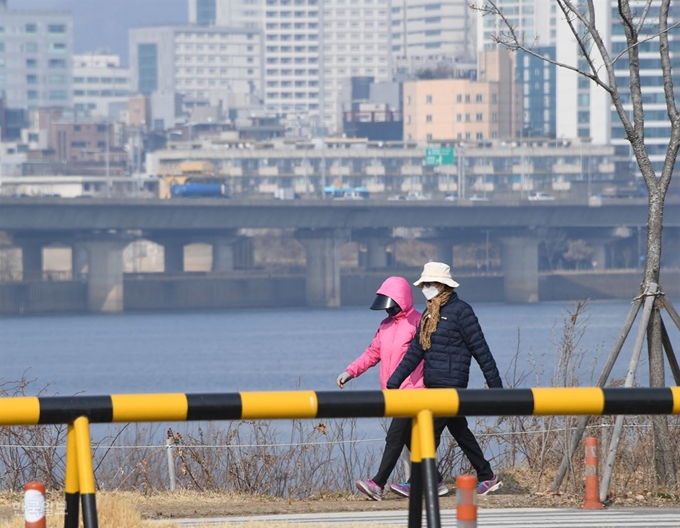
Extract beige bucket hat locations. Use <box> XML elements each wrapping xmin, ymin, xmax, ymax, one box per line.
<box><xmin>413</xmin><ymin>262</ymin><xmax>460</xmax><ymax>289</ymax></box>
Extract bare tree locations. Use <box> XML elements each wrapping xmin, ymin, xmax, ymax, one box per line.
<box><xmin>472</xmin><ymin>0</ymin><xmax>678</xmax><ymax>489</ymax></box>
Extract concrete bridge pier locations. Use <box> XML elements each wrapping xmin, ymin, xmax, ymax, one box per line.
<box><xmin>501</xmin><ymin>234</ymin><xmax>539</xmax><ymax>303</ymax></box>
<box><xmin>209</xmin><ymin>232</ymin><xmax>252</xmax><ymax>272</ymax></box>
<box><xmin>296</xmin><ymin>228</ymin><xmax>349</xmax><ymax>307</ymax></box>
<box><xmin>71</xmin><ymin>242</ymin><xmax>89</xmax><ymax>280</ymax></box>
<box><xmin>432</xmin><ymin>238</ymin><xmax>454</xmax><ymax>266</ymax></box>
<box><xmin>354</xmin><ymin>228</ymin><xmax>392</xmax><ymax>269</ymax></box>
<box><xmin>82</xmin><ymin>238</ymin><xmax>127</xmax><ymax>313</ymax></box>
<box><xmin>18</xmin><ymin>240</ymin><xmax>43</xmax><ymax>281</ymax></box>
<box><xmin>163</xmin><ymin>241</ymin><xmax>185</xmax><ymax>274</ymax></box>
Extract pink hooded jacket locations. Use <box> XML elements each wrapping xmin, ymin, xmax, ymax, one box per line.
<box><xmin>344</xmin><ymin>276</ymin><xmax>424</xmax><ymax>389</ymax></box>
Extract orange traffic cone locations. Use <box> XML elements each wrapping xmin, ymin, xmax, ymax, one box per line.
<box><xmin>582</xmin><ymin>436</ymin><xmax>605</xmax><ymax>509</ymax></box>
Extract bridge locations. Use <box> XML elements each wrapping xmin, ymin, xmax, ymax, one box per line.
<box><xmin>0</xmin><ymin>197</ymin><xmax>672</xmax><ymax>312</ymax></box>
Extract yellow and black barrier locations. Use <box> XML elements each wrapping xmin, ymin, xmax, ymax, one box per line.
<box><xmin>3</xmin><ymin>387</ymin><xmax>680</xmax><ymax>528</ymax></box>
<box><xmin>1</xmin><ymin>387</ymin><xmax>680</xmax><ymax>426</ymax></box>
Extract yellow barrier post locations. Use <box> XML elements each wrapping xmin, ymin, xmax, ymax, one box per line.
<box><xmin>407</xmin><ymin>415</ymin><xmax>423</xmax><ymax>528</ymax></box>
<box><xmin>64</xmin><ymin>423</ymin><xmax>80</xmax><ymax>528</ymax></box>
<box><xmin>73</xmin><ymin>417</ymin><xmax>98</xmax><ymax>528</ymax></box>
<box><xmin>417</xmin><ymin>409</ymin><xmax>441</xmax><ymax>528</ymax></box>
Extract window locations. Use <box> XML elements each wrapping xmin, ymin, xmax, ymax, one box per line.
<box><xmin>48</xmin><ymin>59</ymin><xmax>66</xmax><ymax>68</ymax></box>
<box><xmin>25</xmin><ymin>42</ymin><xmax>38</xmax><ymax>53</ymax></box>
<box><xmin>47</xmin><ymin>24</ymin><xmax>67</xmax><ymax>34</ymax></box>
<box><xmin>476</xmin><ymin>94</ymin><xmax>483</xmax><ymax>102</ymax></box>
<box><xmin>426</xmin><ymin>115</ymin><xmax>432</xmax><ymax>123</ymax></box>
<box><xmin>26</xmin><ymin>58</ymin><xmax>37</xmax><ymax>68</ymax></box>
<box><xmin>476</xmin><ymin>113</ymin><xmax>483</xmax><ymax>121</ymax></box>
<box><xmin>456</xmin><ymin>94</ymin><xmax>462</xmax><ymax>102</ymax></box>
<box><xmin>138</xmin><ymin>43</ymin><xmax>158</xmax><ymax>95</ymax></box>
<box><xmin>25</xmin><ymin>24</ymin><xmax>37</xmax><ymax>34</ymax></box>
<box><xmin>26</xmin><ymin>74</ymin><xmax>38</xmax><ymax>84</ymax></box>
<box><xmin>49</xmin><ymin>74</ymin><xmax>67</xmax><ymax>84</ymax></box>
<box><xmin>49</xmin><ymin>42</ymin><xmax>67</xmax><ymax>53</ymax></box>
<box><xmin>0</xmin><ymin>43</ymin><xmax>4</xmax><ymax>53</ymax></box>
<box><xmin>27</xmin><ymin>90</ymin><xmax>38</xmax><ymax>100</ymax></box>
<box><xmin>465</xmin><ymin>94</ymin><xmax>470</xmax><ymax>103</ymax></box>
<box><xmin>425</xmin><ymin>94</ymin><xmax>432</xmax><ymax>104</ymax></box>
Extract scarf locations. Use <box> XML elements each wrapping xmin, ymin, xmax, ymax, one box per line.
<box><xmin>419</xmin><ymin>286</ymin><xmax>453</xmax><ymax>350</ymax></box>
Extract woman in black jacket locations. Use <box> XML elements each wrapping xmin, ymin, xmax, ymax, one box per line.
<box><xmin>386</xmin><ymin>261</ymin><xmax>503</xmax><ymax>497</ymax></box>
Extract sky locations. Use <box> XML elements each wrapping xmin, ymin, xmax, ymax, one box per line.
<box><xmin>14</xmin><ymin>0</ymin><xmax>187</xmax><ymax>61</ymax></box>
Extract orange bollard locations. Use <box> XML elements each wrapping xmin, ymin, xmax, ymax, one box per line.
<box><xmin>456</xmin><ymin>474</ymin><xmax>477</xmax><ymax>527</ymax></box>
<box><xmin>24</xmin><ymin>481</ymin><xmax>46</xmax><ymax>528</ymax></box>
<box><xmin>582</xmin><ymin>436</ymin><xmax>605</xmax><ymax>509</ymax></box>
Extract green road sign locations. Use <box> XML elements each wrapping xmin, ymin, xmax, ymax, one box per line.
<box><xmin>425</xmin><ymin>147</ymin><xmax>455</xmax><ymax>166</ymax></box>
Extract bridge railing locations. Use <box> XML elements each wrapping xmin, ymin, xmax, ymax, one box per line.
<box><xmin>2</xmin><ymin>387</ymin><xmax>679</xmax><ymax>528</ymax></box>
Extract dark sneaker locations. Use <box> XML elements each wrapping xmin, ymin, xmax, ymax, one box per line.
<box><xmin>389</xmin><ymin>481</ymin><xmax>448</xmax><ymax>497</ymax></box>
<box><xmin>356</xmin><ymin>479</ymin><xmax>384</xmax><ymax>501</ymax></box>
<box><xmin>477</xmin><ymin>475</ymin><xmax>502</xmax><ymax>496</ymax></box>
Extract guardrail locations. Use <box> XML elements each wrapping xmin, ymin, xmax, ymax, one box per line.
<box><xmin>2</xmin><ymin>387</ymin><xmax>679</xmax><ymax>528</ymax></box>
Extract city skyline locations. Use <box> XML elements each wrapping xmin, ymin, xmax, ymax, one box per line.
<box><xmin>17</xmin><ymin>0</ymin><xmax>186</xmax><ymax>59</ymax></box>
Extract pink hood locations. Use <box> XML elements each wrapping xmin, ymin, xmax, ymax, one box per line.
<box><xmin>345</xmin><ymin>276</ymin><xmax>424</xmax><ymax>389</ymax></box>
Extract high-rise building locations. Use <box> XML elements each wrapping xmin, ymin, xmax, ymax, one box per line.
<box><xmin>319</xmin><ymin>0</ymin><xmax>392</xmax><ymax>130</ymax></box>
<box><xmin>189</xmin><ymin>0</ymin><xmax>263</xmax><ymax>29</ymax></box>
<box><xmin>129</xmin><ymin>26</ymin><xmax>263</xmax><ymax>115</ymax></box>
<box><xmin>188</xmin><ymin>0</ymin><xmax>391</xmax><ymax>134</ymax></box>
<box><xmin>608</xmin><ymin>1</ymin><xmax>680</xmax><ymax>174</ymax></box>
<box><xmin>392</xmin><ymin>0</ymin><xmax>476</xmax><ymax>74</ymax></box>
<box><xmin>72</xmin><ymin>53</ymin><xmax>131</xmax><ymax>120</ymax></box>
<box><xmin>0</xmin><ymin>0</ymin><xmax>73</xmax><ymax>110</ymax></box>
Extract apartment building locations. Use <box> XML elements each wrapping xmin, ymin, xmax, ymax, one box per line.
<box><xmin>392</xmin><ymin>0</ymin><xmax>476</xmax><ymax>74</ymax></box>
<box><xmin>189</xmin><ymin>0</ymin><xmax>263</xmax><ymax>30</ymax></box>
<box><xmin>0</xmin><ymin>0</ymin><xmax>73</xmax><ymax>110</ymax></box>
<box><xmin>128</xmin><ymin>25</ymin><xmax>263</xmax><ymax>115</ymax></box>
<box><xmin>403</xmin><ymin>49</ymin><xmax>520</xmax><ymax>142</ymax></box>
<box><xmin>72</xmin><ymin>53</ymin><xmax>131</xmax><ymax>120</ymax></box>
<box><xmin>189</xmin><ymin>0</ymin><xmax>391</xmax><ymax>134</ymax></box>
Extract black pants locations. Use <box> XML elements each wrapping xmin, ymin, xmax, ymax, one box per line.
<box><xmin>372</xmin><ymin>417</ymin><xmax>412</xmax><ymax>488</ymax></box>
<box><xmin>372</xmin><ymin>417</ymin><xmax>445</xmax><ymax>488</ymax></box>
<box><xmin>434</xmin><ymin>416</ymin><xmax>494</xmax><ymax>482</ymax></box>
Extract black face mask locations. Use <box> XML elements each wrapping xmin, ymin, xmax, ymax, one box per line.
<box><xmin>386</xmin><ymin>306</ymin><xmax>401</xmax><ymax>317</ymax></box>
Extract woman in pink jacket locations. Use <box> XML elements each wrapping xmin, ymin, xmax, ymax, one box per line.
<box><xmin>337</xmin><ymin>276</ymin><xmax>447</xmax><ymax>500</ymax></box>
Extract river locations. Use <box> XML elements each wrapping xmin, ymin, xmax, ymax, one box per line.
<box><xmin>3</xmin><ymin>299</ymin><xmax>674</xmax><ymax>398</ymax></box>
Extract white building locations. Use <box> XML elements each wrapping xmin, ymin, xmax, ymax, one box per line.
<box><xmin>189</xmin><ymin>0</ymin><xmax>392</xmax><ymax>134</ymax></box>
<box><xmin>128</xmin><ymin>25</ymin><xmax>263</xmax><ymax>118</ymax></box>
<box><xmin>393</xmin><ymin>0</ymin><xmax>476</xmax><ymax>74</ymax></box>
<box><xmin>72</xmin><ymin>53</ymin><xmax>131</xmax><ymax>120</ymax></box>
<box><xmin>188</xmin><ymin>0</ymin><xmax>262</xmax><ymax>30</ymax></box>
<box><xmin>0</xmin><ymin>0</ymin><xmax>73</xmax><ymax>109</ymax></box>
<box><xmin>320</xmin><ymin>0</ymin><xmax>392</xmax><ymax>131</ymax></box>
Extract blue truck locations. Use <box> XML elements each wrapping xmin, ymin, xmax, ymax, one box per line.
<box><xmin>170</xmin><ymin>182</ymin><xmax>230</xmax><ymax>198</ymax></box>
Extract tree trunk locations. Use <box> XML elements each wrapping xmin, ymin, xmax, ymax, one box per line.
<box><xmin>647</xmin><ymin>304</ymin><xmax>677</xmax><ymax>487</ymax></box>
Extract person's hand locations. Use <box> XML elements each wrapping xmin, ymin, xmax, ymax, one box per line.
<box><xmin>337</xmin><ymin>372</ymin><xmax>352</xmax><ymax>389</ymax></box>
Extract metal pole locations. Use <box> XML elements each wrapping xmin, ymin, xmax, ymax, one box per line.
<box><xmin>73</xmin><ymin>416</ymin><xmax>98</xmax><ymax>528</ymax></box>
<box><xmin>600</xmin><ymin>283</ymin><xmax>658</xmax><ymax>502</ymax></box>
<box><xmin>64</xmin><ymin>424</ymin><xmax>80</xmax><ymax>528</ymax></box>
<box><xmin>165</xmin><ymin>438</ymin><xmax>177</xmax><ymax>492</ymax></box>
<box><xmin>105</xmin><ymin>122</ymin><xmax>110</xmax><ymax>198</ymax></box>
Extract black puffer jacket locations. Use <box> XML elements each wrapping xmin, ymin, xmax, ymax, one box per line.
<box><xmin>386</xmin><ymin>292</ymin><xmax>503</xmax><ymax>389</ymax></box>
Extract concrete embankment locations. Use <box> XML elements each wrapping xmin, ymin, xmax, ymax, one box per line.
<box><xmin>0</xmin><ymin>269</ymin><xmax>674</xmax><ymax>315</ymax></box>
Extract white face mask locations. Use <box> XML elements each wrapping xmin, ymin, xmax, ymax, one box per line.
<box><xmin>422</xmin><ymin>285</ymin><xmax>440</xmax><ymax>300</ymax></box>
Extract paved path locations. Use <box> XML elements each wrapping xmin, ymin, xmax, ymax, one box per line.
<box><xmin>170</xmin><ymin>507</ymin><xmax>680</xmax><ymax>527</ymax></box>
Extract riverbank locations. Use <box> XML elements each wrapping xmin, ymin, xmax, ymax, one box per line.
<box><xmin>0</xmin><ymin>268</ymin><xmax>671</xmax><ymax>315</ymax></box>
